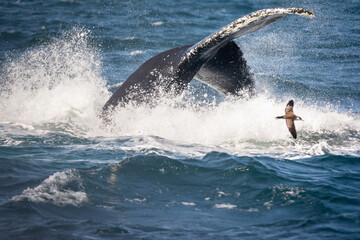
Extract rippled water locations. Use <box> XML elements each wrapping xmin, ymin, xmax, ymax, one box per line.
<box><xmin>1</xmin><ymin>0</ymin><xmax>359</xmax><ymax>239</ymax></box>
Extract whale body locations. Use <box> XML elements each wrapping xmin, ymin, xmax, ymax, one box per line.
<box><xmin>102</xmin><ymin>8</ymin><xmax>315</xmax><ymax>115</ymax></box>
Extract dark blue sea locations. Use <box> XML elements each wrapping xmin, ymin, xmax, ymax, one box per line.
<box><xmin>1</xmin><ymin>0</ymin><xmax>359</xmax><ymax>239</ymax></box>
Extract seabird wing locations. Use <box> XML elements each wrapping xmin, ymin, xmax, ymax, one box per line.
<box><xmin>286</xmin><ymin>119</ymin><xmax>297</xmax><ymax>139</ymax></box>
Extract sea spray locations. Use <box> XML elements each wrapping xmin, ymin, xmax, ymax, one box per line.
<box><xmin>0</xmin><ymin>29</ymin><xmax>359</xmax><ymax>159</ymax></box>
<box><xmin>0</xmin><ymin>28</ymin><xmax>109</xmax><ymax>125</ymax></box>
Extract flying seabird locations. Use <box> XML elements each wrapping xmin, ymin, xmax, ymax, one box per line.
<box><xmin>276</xmin><ymin>100</ymin><xmax>303</xmax><ymax>139</ymax></box>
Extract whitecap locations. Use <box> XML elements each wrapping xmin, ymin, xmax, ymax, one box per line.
<box><xmin>151</xmin><ymin>21</ymin><xmax>165</xmax><ymax>26</ymax></box>
<box><xmin>130</xmin><ymin>50</ymin><xmax>145</xmax><ymax>56</ymax></box>
<box><xmin>214</xmin><ymin>203</ymin><xmax>237</xmax><ymax>209</ymax></box>
<box><xmin>182</xmin><ymin>202</ymin><xmax>196</xmax><ymax>206</ymax></box>
<box><xmin>11</xmin><ymin>170</ymin><xmax>88</xmax><ymax>206</ymax></box>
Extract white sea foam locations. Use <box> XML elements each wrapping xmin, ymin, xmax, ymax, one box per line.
<box><xmin>130</xmin><ymin>50</ymin><xmax>145</xmax><ymax>56</ymax></box>
<box><xmin>125</xmin><ymin>198</ymin><xmax>146</xmax><ymax>203</ymax></box>
<box><xmin>214</xmin><ymin>203</ymin><xmax>237</xmax><ymax>209</ymax></box>
<box><xmin>242</xmin><ymin>208</ymin><xmax>259</xmax><ymax>212</ymax></box>
<box><xmin>182</xmin><ymin>201</ymin><xmax>197</xmax><ymax>206</ymax></box>
<box><xmin>11</xmin><ymin>170</ymin><xmax>87</xmax><ymax>206</ymax></box>
<box><xmin>264</xmin><ymin>185</ymin><xmax>305</xmax><ymax>210</ymax></box>
<box><xmin>217</xmin><ymin>190</ymin><xmax>230</xmax><ymax>197</ymax></box>
<box><xmin>103</xmin><ymin>93</ymin><xmax>360</xmax><ymax>158</ymax></box>
<box><xmin>124</xmin><ymin>36</ymin><xmax>137</xmax><ymax>40</ymax></box>
<box><xmin>0</xmin><ymin>28</ymin><xmax>109</xmax><ymax>126</ymax></box>
<box><xmin>2</xmin><ymin>137</ymin><xmax>23</xmax><ymax>146</ymax></box>
<box><xmin>151</xmin><ymin>21</ymin><xmax>165</xmax><ymax>26</ymax></box>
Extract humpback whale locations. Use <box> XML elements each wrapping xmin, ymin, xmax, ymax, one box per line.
<box><xmin>102</xmin><ymin>8</ymin><xmax>315</xmax><ymax>115</ymax></box>
<box><xmin>276</xmin><ymin>100</ymin><xmax>303</xmax><ymax>139</ymax></box>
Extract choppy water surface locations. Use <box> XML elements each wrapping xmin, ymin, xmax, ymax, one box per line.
<box><xmin>0</xmin><ymin>0</ymin><xmax>359</xmax><ymax>239</ymax></box>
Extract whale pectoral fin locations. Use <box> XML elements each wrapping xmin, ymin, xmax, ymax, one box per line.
<box><xmin>194</xmin><ymin>41</ymin><xmax>253</xmax><ymax>95</ymax></box>
<box><xmin>102</xmin><ymin>8</ymin><xmax>315</xmax><ymax>113</ymax></box>
<box><xmin>186</xmin><ymin>8</ymin><xmax>315</xmax><ymax>62</ymax></box>
<box><xmin>184</xmin><ymin>8</ymin><xmax>314</xmax><ymax>95</ymax></box>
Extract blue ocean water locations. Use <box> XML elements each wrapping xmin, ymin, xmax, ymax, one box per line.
<box><xmin>0</xmin><ymin>0</ymin><xmax>360</xmax><ymax>239</ymax></box>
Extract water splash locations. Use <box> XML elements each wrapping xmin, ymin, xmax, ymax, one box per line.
<box><xmin>0</xmin><ymin>28</ymin><xmax>359</xmax><ymax>159</ymax></box>
<box><xmin>0</xmin><ymin>28</ymin><xmax>109</xmax><ymax>125</ymax></box>
<box><xmin>101</xmin><ymin>93</ymin><xmax>360</xmax><ymax>158</ymax></box>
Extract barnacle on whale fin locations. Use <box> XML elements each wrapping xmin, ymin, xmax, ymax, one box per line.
<box><xmin>289</xmin><ymin>8</ymin><xmax>316</xmax><ymax>17</ymax></box>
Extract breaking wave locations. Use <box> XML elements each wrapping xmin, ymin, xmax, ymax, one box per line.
<box><xmin>11</xmin><ymin>170</ymin><xmax>87</xmax><ymax>206</ymax></box>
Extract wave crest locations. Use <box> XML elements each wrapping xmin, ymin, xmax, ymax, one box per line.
<box><xmin>11</xmin><ymin>169</ymin><xmax>87</xmax><ymax>206</ymax></box>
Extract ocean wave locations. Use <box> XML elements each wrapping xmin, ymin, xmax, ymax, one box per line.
<box><xmin>11</xmin><ymin>169</ymin><xmax>88</xmax><ymax>206</ymax></box>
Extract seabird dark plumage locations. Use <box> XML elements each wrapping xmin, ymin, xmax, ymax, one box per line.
<box><xmin>276</xmin><ymin>100</ymin><xmax>303</xmax><ymax>139</ymax></box>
